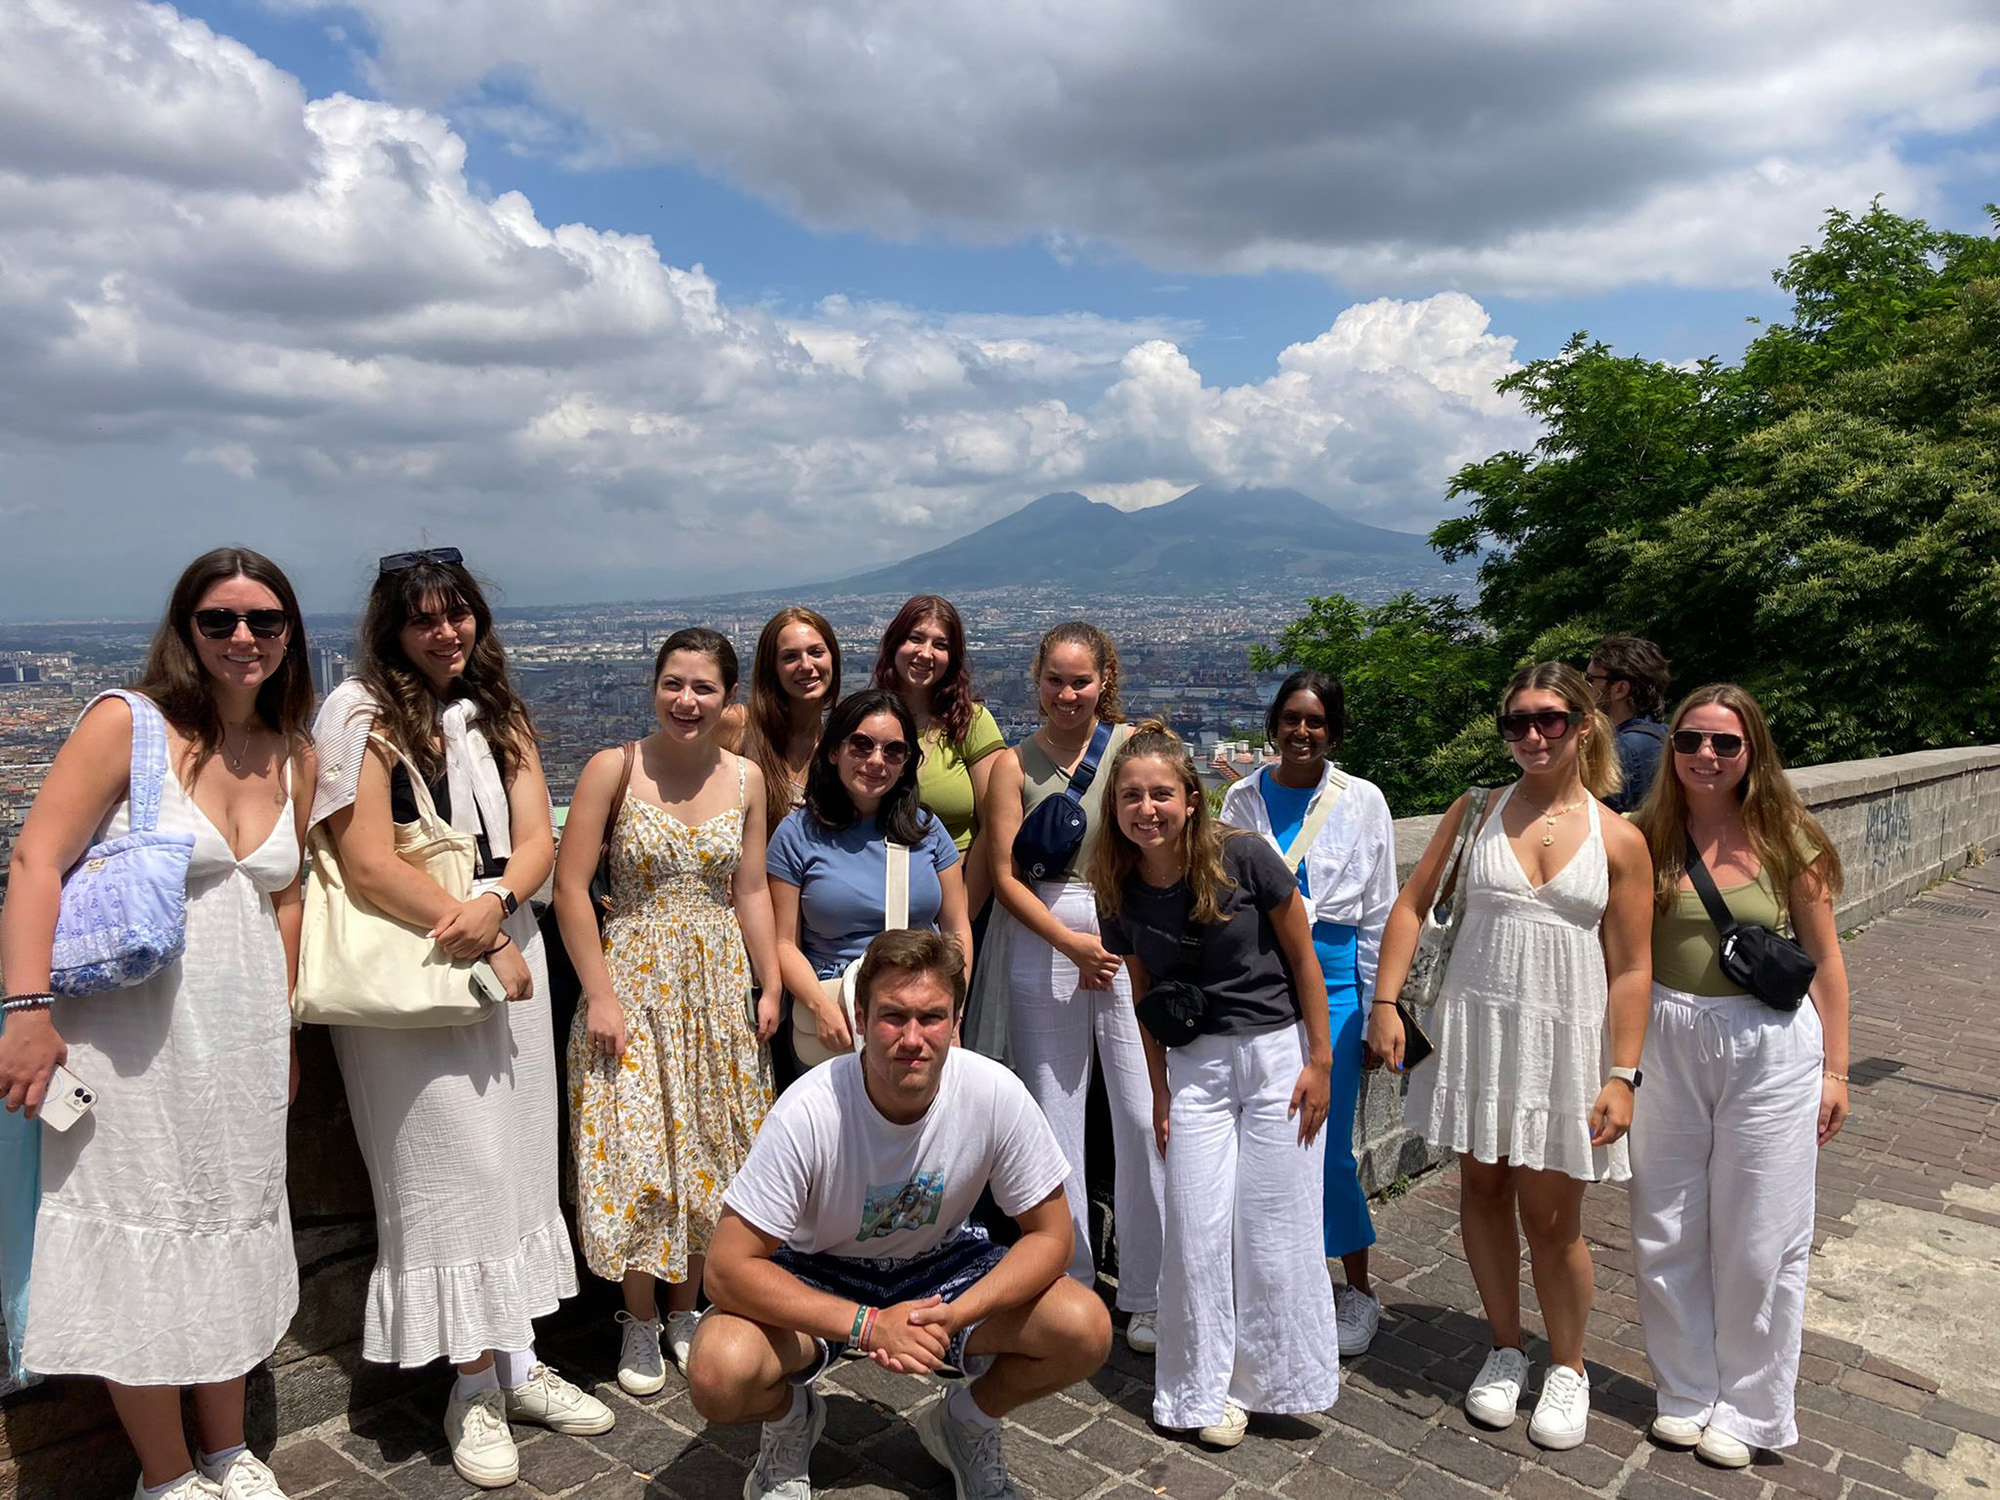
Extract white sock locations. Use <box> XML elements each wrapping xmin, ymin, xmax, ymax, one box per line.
<box><xmin>453</xmin><ymin>1364</ymin><xmax>501</xmax><ymax>1401</ymax></box>
<box><xmin>493</xmin><ymin>1346</ymin><xmax>537</xmax><ymax>1389</ymax></box>
<box><xmin>197</xmin><ymin>1444</ymin><xmax>246</xmax><ymax>1471</ymax></box>
<box><xmin>949</xmin><ymin>1384</ymin><xmax>1001</xmax><ymax>1430</ymax></box>
<box><xmin>141</xmin><ymin>1473</ymin><xmax>199</xmax><ymax>1499</ymax></box>
<box><xmin>775</xmin><ymin>1384</ymin><xmax>809</xmax><ymax>1426</ymax></box>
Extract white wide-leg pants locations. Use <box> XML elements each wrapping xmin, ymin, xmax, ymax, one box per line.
<box><xmin>1630</xmin><ymin>983</ymin><xmax>1824</xmax><ymax>1450</ymax></box>
<box><xmin>1155</xmin><ymin>1022</ymin><xmax>1340</xmax><ymax>1429</ymax></box>
<box><xmin>1007</xmin><ymin>880</ymin><xmax>1164</xmax><ymax>1310</ymax></box>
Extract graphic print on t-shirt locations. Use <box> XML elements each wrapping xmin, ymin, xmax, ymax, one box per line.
<box><xmin>859</xmin><ymin>1172</ymin><xmax>945</xmax><ymax>1241</ymax></box>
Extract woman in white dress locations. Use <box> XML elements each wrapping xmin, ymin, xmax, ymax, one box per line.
<box><xmin>0</xmin><ymin>547</ymin><xmax>315</xmax><ymax>1500</ymax></box>
<box><xmin>1367</xmin><ymin>661</ymin><xmax>1652</xmax><ymax>1453</ymax></box>
<box><xmin>310</xmin><ymin>548</ymin><xmax>610</xmax><ymax>1491</ymax></box>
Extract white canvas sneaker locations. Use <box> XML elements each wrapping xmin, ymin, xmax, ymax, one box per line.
<box><xmin>131</xmin><ymin>1475</ymin><xmax>221</xmax><ymax>1500</ymax></box>
<box><xmin>194</xmin><ymin>1452</ymin><xmax>290</xmax><ymax>1500</ymax></box>
<box><xmin>666</xmin><ymin>1309</ymin><xmax>704</xmax><ymax>1373</ymax></box>
<box><xmin>1464</xmin><ymin>1345</ymin><xmax>1531</xmax><ymax>1429</ymax></box>
<box><xmin>1650</xmin><ymin>1412</ymin><xmax>1704</xmax><ymax>1449</ymax></box>
<box><xmin>1196</xmin><ymin>1400</ymin><xmax>1249</xmax><ymax>1450</ymax></box>
<box><xmin>505</xmin><ymin>1364</ymin><xmax>615</xmax><ymax>1435</ymax></box>
<box><xmin>1124</xmin><ymin>1311</ymin><xmax>1158</xmax><ymax>1355</ymax></box>
<box><xmin>1697</xmin><ymin>1428</ymin><xmax>1754</xmax><ymax>1468</ymax></box>
<box><xmin>1334</xmin><ymin>1286</ymin><xmax>1382</xmax><ymax>1357</ymax></box>
<box><xmin>1527</xmin><ymin>1363</ymin><xmax>1591</xmax><ymax>1451</ymax></box>
<box><xmin>444</xmin><ymin>1388</ymin><xmax>519</xmax><ymax>1489</ymax></box>
<box><xmin>617</xmin><ymin>1310</ymin><xmax>667</xmax><ymax>1396</ymax></box>
<box><xmin>745</xmin><ymin>1386</ymin><xmax>825</xmax><ymax>1500</ymax></box>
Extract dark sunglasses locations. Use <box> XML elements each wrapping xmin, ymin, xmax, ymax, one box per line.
<box><xmin>378</xmin><ymin>546</ymin><xmax>464</xmax><ymax>575</ymax></box>
<box><xmin>1671</xmin><ymin>729</ymin><xmax>1746</xmax><ymax>758</ymax></box>
<box><xmin>843</xmin><ymin>731</ymin><xmax>911</xmax><ymax>766</ymax></box>
<box><xmin>1497</xmin><ymin>708</ymin><xmax>1582</xmax><ymax>742</ymax></box>
<box><xmin>192</xmin><ymin>608</ymin><xmax>289</xmax><ymax>640</ymax></box>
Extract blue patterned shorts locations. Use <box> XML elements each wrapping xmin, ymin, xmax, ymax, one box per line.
<box><xmin>775</xmin><ymin>1225</ymin><xmax>1007</xmax><ymax>1379</ymax></box>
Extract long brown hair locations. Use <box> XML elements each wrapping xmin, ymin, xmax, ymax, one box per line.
<box><xmin>1633</xmin><ymin>682</ymin><xmax>1843</xmax><ymax>915</ymax></box>
<box><xmin>1500</xmin><ymin>661</ymin><xmax>1620</xmax><ymax>800</ymax></box>
<box><xmin>1087</xmin><ymin>719</ymin><xmax>1240</xmax><ymax>924</ymax></box>
<box><xmin>870</xmin><ymin>594</ymin><xmax>981</xmax><ymax>743</ymax></box>
<box><xmin>352</xmin><ymin>554</ymin><xmax>535</xmax><ymax>783</ymax></box>
<box><xmin>746</xmin><ymin>606</ymin><xmax>840</xmax><ymax>831</ymax></box>
<box><xmin>1031</xmin><ymin>621</ymin><xmax>1125</xmax><ymax>723</ymax></box>
<box><xmin>133</xmin><ymin>547</ymin><xmax>314</xmax><ymax>776</ymax></box>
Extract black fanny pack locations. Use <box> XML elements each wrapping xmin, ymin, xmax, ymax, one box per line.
<box><xmin>1135</xmin><ymin>924</ymin><xmax>1208</xmax><ymax>1047</ymax></box>
<box><xmin>1685</xmin><ymin>839</ymin><xmax>1816</xmax><ymax>1011</ymax></box>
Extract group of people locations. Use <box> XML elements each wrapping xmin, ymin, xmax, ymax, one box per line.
<box><xmin>0</xmin><ymin>548</ymin><xmax>1853</xmax><ymax>1500</ymax></box>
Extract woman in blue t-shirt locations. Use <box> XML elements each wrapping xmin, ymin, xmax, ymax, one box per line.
<box><xmin>767</xmin><ymin>690</ymin><xmax>969</xmax><ymax>1077</ymax></box>
<box><xmin>1217</xmin><ymin>670</ymin><xmax>1397</xmax><ymax>1359</ymax></box>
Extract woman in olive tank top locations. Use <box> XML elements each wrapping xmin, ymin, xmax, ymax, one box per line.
<box><xmin>982</xmin><ymin>623</ymin><xmax>1165</xmax><ymax>1352</ymax></box>
<box><xmin>1628</xmin><ymin>684</ymin><xmax>1850</xmax><ymax>1469</ymax></box>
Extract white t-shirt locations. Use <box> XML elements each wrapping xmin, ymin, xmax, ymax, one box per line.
<box><xmin>724</xmin><ymin>1049</ymin><xmax>1069</xmax><ymax>1260</ymax></box>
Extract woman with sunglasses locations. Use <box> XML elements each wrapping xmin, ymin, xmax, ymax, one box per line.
<box><xmin>1367</xmin><ymin>662</ymin><xmax>1652</xmax><ymax>1452</ymax></box>
<box><xmin>311</xmin><ymin>549</ymin><xmax>610</xmax><ymax>1489</ymax></box>
<box><xmin>1628</xmin><ymin>686</ymin><xmax>1848</xmax><ymax>1468</ymax></box>
<box><xmin>984</xmin><ymin>623</ymin><xmax>1164</xmax><ymax>1350</ymax></box>
<box><xmin>720</xmin><ymin>607</ymin><xmax>841</xmax><ymax>838</ymax></box>
<box><xmin>1217</xmin><ymin>670</ymin><xmax>1397</xmax><ymax>1358</ymax></box>
<box><xmin>869</xmin><ymin>596</ymin><xmax>1004</xmax><ymax>919</ymax></box>
<box><xmin>1</xmin><ymin>548</ymin><xmax>314</xmax><ymax>1500</ymax></box>
<box><xmin>766</xmin><ymin>691</ymin><xmax>970</xmax><ymax>1076</ymax></box>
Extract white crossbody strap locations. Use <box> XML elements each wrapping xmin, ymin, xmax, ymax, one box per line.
<box><xmin>885</xmin><ymin>841</ymin><xmax>910</xmax><ymax>930</ymax></box>
<box><xmin>1281</xmin><ymin>767</ymin><xmax>1349</xmax><ymax>875</ymax></box>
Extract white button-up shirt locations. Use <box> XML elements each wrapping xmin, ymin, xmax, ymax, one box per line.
<box><xmin>1218</xmin><ymin>763</ymin><xmax>1398</xmax><ymax>1002</ymax></box>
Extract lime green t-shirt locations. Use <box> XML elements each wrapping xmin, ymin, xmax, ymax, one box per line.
<box><xmin>917</xmin><ymin>704</ymin><xmax>1006</xmax><ymax>852</ymax></box>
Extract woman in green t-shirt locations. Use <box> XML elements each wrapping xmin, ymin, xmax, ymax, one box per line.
<box><xmin>868</xmin><ymin>595</ymin><xmax>1004</xmax><ymax>918</ymax></box>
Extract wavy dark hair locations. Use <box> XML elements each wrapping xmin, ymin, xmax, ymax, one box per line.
<box><xmin>803</xmin><ymin>690</ymin><xmax>929</xmax><ymax>845</ymax></box>
<box><xmin>654</xmin><ymin>626</ymin><xmax>740</xmax><ymax>696</ymax></box>
<box><xmin>133</xmin><ymin>547</ymin><xmax>314</xmax><ymax>775</ymax></box>
<box><xmin>1265</xmin><ymin>669</ymin><xmax>1345</xmax><ymax>755</ymax></box>
<box><xmin>352</xmin><ymin>553</ymin><xmax>535</xmax><ymax>783</ymax></box>
<box><xmin>1030</xmin><ymin>621</ymin><xmax>1124</xmax><ymax>723</ymax></box>
<box><xmin>1087</xmin><ymin>719</ymin><xmax>1241</xmax><ymax>924</ymax></box>
<box><xmin>870</xmin><ymin>594</ymin><xmax>981</xmax><ymax>744</ymax></box>
<box><xmin>747</xmin><ymin>606</ymin><xmax>840</xmax><ymax>831</ymax></box>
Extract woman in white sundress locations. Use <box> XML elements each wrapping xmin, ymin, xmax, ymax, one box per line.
<box><xmin>1367</xmin><ymin>661</ymin><xmax>1652</xmax><ymax>1455</ymax></box>
<box><xmin>310</xmin><ymin>548</ymin><xmax>611</xmax><ymax>1491</ymax></box>
<box><xmin>0</xmin><ymin>547</ymin><xmax>314</xmax><ymax>1500</ymax></box>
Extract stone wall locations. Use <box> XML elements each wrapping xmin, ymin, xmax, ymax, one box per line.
<box><xmin>1352</xmin><ymin>743</ymin><xmax>2000</xmax><ymax>1194</ymax></box>
<box><xmin>6</xmin><ymin>745</ymin><xmax>1998</xmax><ymax>1497</ymax></box>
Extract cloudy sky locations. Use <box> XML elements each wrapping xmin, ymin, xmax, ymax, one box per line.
<box><xmin>2</xmin><ymin>0</ymin><xmax>1995</xmax><ymax>619</ymax></box>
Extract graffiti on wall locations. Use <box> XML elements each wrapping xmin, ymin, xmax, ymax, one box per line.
<box><xmin>1863</xmin><ymin>793</ymin><xmax>1914</xmax><ymax>881</ymax></box>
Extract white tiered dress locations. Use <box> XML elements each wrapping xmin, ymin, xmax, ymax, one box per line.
<box><xmin>1403</xmin><ymin>785</ymin><xmax>1630</xmax><ymax>1183</ymax></box>
<box><xmin>26</xmin><ymin>766</ymin><xmax>300</xmax><ymax>1384</ymax></box>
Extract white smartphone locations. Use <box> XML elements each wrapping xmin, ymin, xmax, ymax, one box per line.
<box><xmin>39</xmin><ymin>1063</ymin><xmax>97</xmax><ymax>1132</ymax></box>
<box><xmin>469</xmin><ymin>960</ymin><xmax>508</xmax><ymax>1005</ymax></box>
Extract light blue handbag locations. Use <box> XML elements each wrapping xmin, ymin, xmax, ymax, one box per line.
<box><xmin>48</xmin><ymin>690</ymin><xmax>195</xmax><ymax>998</ymax></box>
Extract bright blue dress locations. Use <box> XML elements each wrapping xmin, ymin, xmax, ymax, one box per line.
<box><xmin>1258</xmin><ymin>777</ymin><xmax>1377</xmax><ymax>1260</ymax></box>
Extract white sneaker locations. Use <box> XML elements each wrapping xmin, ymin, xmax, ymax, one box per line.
<box><xmin>195</xmin><ymin>1452</ymin><xmax>290</xmax><ymax>1500</ymax></box>
<box><xmin>745</xmin><ymin>1386</ymin><xmax>824</xmax><ymax>1500</ymax></box>
<box><xmin>444</xmin><ymin>1388</ymin><xmax>519</xmax><ymax>1489</ymax></box>
<box><xmin>1124</xmin><ymin>1311</ymin><xmax>1158</xmax><ymax>1355</ymax></box>
<box><xmin>1697</xmin><ymin>1428</ymin><xmax>1754</xmax><ymax>1468</ymax></box>
<box><xmin>1464</xmin><ymin>1345</ymin><xmax>1530</xmax><ymax>1429</ymax></box>
<box><xmin>666</xmin><ymin>1309</ymin><xmax>703</xmax><ymax>1373</ymax></box>
<box><xmin>1650</xmin><ymin>1412</ymin><xmax>1704</xmax><ymax>1449</ymax></box>
<box><xmin>1528</xmin><ymin>1364</ymin><xmax>1591</xmax><ymax>1451</ymax></box>
<box><xmin>617</xmin><ymin>1310</ymin><xmax>667</xmax><ymax>1396</ymax></box>
<box><xmin>1334</xmin><ymin>1287</ymin><xmax>1381</xmax><ymax>1357</ymax></box>
<box><xmin>131</xmin><ymin>1475</ymin><xmax>221</xmax><ymax>1500</ymax></box>
<box><xmin>505</xmin><ymin>1363</ymin><xmax>615</xmax><ymax>1435</ymax></box>
<box><xmin>916</xmin><ymin>1397</ymin><xmax>1020</xmax><ymax>1499</ymax></box>
<box><xmin>1196</xmin><ymin>1400</ymin><xmax>1249</xmax><ymax>1450</ymax></box>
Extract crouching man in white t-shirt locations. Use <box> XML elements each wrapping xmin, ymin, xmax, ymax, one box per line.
<box><xmin>690</xmin><ymin>928</ymin><xmax>1112</xmax><ymax>1499</ymax></box>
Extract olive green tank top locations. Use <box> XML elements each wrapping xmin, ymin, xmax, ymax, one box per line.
<box><xmin>1651</xmin><ymin>866</ymin><xmax>1786</xmax><ymax>996</ymax></box>
<box><xmin>1017</xmin><ymin>723</ymin><xmax>1132</xmax><ymax>882</ymax></box>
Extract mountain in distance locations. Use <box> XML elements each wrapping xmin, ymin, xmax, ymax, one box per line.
<box><xmin>815</xmin><ymin>486</ymin><xmax>1460</xmax><ymax>597</ymax></box>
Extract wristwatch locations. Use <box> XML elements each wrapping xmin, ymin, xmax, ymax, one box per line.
<box><xmin>1609</xmin><ymin>1066</ymin><xmax>1643</xmax><ymax>1090</ymax></box>
<box><xmin>490</xmin><ymin>889</ymin><xmax>520</xmax><ymax>919</ymax></box>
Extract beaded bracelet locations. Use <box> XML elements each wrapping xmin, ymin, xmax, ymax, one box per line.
<box><xmin>1824</xmin><ymin>1069</ymin><xmax>1850</xmax><ymax>1083</ymax></box>
<box><xmin>2</xmin><ymin>993</ymin><xmax>54</xmax><ymax>1015</ymax></box>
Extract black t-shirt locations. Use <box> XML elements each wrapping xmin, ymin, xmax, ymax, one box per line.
<box><xmin>1098</xmin><ymin>834</ymin><xmax>1302</xmax><ymax>1035</ymax></box>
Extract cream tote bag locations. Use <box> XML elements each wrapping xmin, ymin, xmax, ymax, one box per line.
<box><xmin>293</xmin><ymin>736</ymin><xmax>498</xmax><ymax>1029</ymax></box>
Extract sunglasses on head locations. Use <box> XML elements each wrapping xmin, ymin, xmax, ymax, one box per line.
<box><xmin>1671</xmin><ymin>729</ymin><xmax>1746</xmax><ymax>758</ymax></box>
<box><xmin>843</xmin><ymin>731</ymin><xmax>910</xmax><ymax>766</ymax></box>
<box><xmin>1497</xmin><ymin>708</ymin><xmax>1582</xmax><ymax>742</ymax></box>
<box><xmin>378</xmin><ymin>546</ymin><xmax>463</xmax><ymax>576</ymax></box>
<box><xmin>192</xmin><ymin>608</ymin><xmax>289</xmax><ymax>640</ymax></box>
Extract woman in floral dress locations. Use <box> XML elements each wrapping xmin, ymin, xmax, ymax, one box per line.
<box><xmin>553</xmin><ymin>628</ymin><xmax>782</xmax><ymax>1393</ymax></box>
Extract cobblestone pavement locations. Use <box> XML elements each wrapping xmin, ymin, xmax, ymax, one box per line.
<box><xmin>263</xmin><ymin>866</ymin><xmax>2000</xmax><ymax>1500</ymax></box>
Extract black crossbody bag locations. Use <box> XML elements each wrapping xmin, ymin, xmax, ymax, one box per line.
<box><xmin>1684</xmin><ymin>839</ymin><xmax>1816</xmax><ymax>1011</ymax></box>
<box><xmin>1135</xmin><ymin>923</ymin><xmax>1209</xmax><ymax>1048</ymax></box>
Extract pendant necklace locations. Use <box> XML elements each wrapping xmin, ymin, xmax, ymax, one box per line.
<box><xmin>1532</xmin><ymin>796</ymin><xmax>1585</xmax><ymax>846</ymax></box>
<box><xmin>224</xmin><ymin>725</ymin><xmax>256</xmax><ymax>774</ymax></box>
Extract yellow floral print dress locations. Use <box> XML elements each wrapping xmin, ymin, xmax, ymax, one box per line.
<box><xmin>568</xmin><ymin>756</ymin><xmax>774</xmax><ymax>1282</ymax></box>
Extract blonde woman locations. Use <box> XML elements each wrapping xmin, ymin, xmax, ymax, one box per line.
<box><xmin>1629</xmin><ymin>684</ymin><xmax>1849</xmax><ymax>1468</ymax></box>
<box><xmin>1089</xmin><ymin>721</ymin><xmax>1337</xmax><ymax>1450</ymax></box>
<box><xmin>1367</xmin><ymin>662</ymin><xmax>1652</xmax><ymax>1452</ymax></box>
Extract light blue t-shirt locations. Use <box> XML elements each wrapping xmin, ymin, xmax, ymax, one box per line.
<box><xmin>766</xmin><ymin>808</ymin><xmax>960</xmax><ymax>976</ymax></box>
